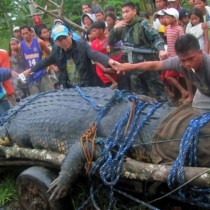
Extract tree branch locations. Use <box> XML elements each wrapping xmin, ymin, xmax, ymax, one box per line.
<box><xmin>1</xmin><ymin>145</ymin><xmax>210</xmax><ymax>188</ymax></box>
<box><xmin>122</xmin><ymin>158</ymin><xmax>210</xmax><ymax>188</ymax></box>
<box><xmin>30</xmin><ymin>0</ymin><xmax>86</xmax><ymax>32</ymax></box>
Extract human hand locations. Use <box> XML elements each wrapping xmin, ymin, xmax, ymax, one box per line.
<box><xmin>22</xmin><ymin>68</ymin><xmax>32</xmax><ymax>77</ymax></box>
<box><xmin>112</xmin><ymin>62</ymin><xmax>132</xmax><ymax>73</ymax></box>
<box><xmin>114</xmin><ymin>20</ymin><xmax>127</xmax><ymax>29</ymax></box>
<box><xmin>51</xmin><ymin>65</ymin><xmax>59</xmax><ymax>72</ymax></box>
<box><xmin>159</xmin><ymin>50</ymin><xmax>168</xmax><ymax>60</ymax></box>
<box><xmin>108</xmin><ymin>59</ymin><xmax>120</xmax><ymax>67</ymax></box>
<box><xmin>11</xmin><ymin>70</ymin><xmax>19</xmax><ymax>77</ymax></box>
<box><xmin>202</xmin><ymin>23</ymin><xmax>208</xmax><ymax>31</ymax></box>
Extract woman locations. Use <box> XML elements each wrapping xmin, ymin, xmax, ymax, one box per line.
<box><xmin>194</xmin><ymin>0</ymin><xmax>210</xmax><ymax>28</ymax></box>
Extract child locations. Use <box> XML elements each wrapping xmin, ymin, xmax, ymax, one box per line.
<box><xmin>155</xmin><ymin>10</ymin><xmax>167</xmax><ymax>44</ymax></box>
<box><xmin>9</xmin><ymin>38</ymin><xmax>29</xmax><ymax>100</ymax></box>
<box><xmin>37</xmin><ymin>26</ymin><xmax>60</xmax><ymax>89</ymax></box>
<box><xmin>178</xmin><ymin>8</ymin><xmax>190</xmax><ymax>30</ymax></box>
<box><xmin>186</xmin><ymin>8</ymin><xmax>209</xmax><ymax>53</ymax></box>
<box><xmin>163</xmin><ymin>8</ymin><xmax>193</xmax><ymax>104</ymax></box>
<box><xmin>90</xmin><ymin>22</ymin><xmax>118</xmax><ymax>89</ymax></box>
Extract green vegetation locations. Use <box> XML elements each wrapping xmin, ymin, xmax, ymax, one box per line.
<box><xmin>0</xmin><ymin>0</ymin><xmax>191</xmax><ymax>49</ymax></box>
<box><xmin>0</xmin><ymin>175</ymin><xmax>18</xmax><ymax>208</ymax></box>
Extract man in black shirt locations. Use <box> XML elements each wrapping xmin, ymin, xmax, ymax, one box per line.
<box><xmin>22</xmin><ymin>24</ymin><xmax>116</xmax><ymax>88</ymax></box>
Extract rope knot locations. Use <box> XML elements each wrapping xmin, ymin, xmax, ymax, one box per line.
<box><xmin>80</xmin><ymin>123</ymin><xmax>97</xmax><ymax>174</ymax></box>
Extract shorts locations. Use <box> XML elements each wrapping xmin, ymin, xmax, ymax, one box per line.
<box><xmin>161</xmin><ymin>70</ymin><xmax>183</xmax><ymax>81</ymax></box>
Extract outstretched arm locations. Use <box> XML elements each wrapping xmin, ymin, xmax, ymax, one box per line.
<box><xmin>112</xmin><ymin>60</ymin><xmax>163</xmax><ymax>73</ymax></box>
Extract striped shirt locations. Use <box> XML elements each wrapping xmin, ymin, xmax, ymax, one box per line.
<box><xmin>165</xmin><ymin>24</ymin><xmax>185</xmax><ymax>57</ymax></box>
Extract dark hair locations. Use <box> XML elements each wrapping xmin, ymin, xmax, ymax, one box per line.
<box><xmin>175</xmin><ymin>34</ymin><xmax>200</xmax><ymax>54</ymax></box>
<box><xmin>82</xmin><ymin>14</ymin><xmax>94</xmax><ymax>24</ymax></box>
<box><xmin>8</xmin><ymin>38</ymin><xmax>19</xmax><ymax>56</ymax></box>
<box><xmin>20</xmin><ymin>25</ymin><xmax>31</xmax><ymax>32</ymax></box>
<box><xmin>105</xmin><ymin>13</ymin><xmax>117</xmax><ymax>22</ymax></box>
<box><xmin>37</xmin><ymin>25</ymin><xmax>54</xmax><ymax>46</ymax></box>
<box><xmin>82</xmin><ymin>3</ymin><xmax>91</xmax><ymax>8</ymax></box>
<box><xmin>105</xmin><ymin>5</ymin><xmax>115</xmax><ymax>12</ymax></box>
<box><xmin>122</xmin><ymin>2</ymin><xmax>136</xmax><ymax>10</ymax></box>
<box><xmin>90</xmin><ymin>21</ymin><xmax>106</xmax><ymax>31</ymax></box>
<box><xmin>95</xmin><ymin>9</ymin><xmax>104</xmax><ymax>15</ymax></box>
<box><xmin>189</xmin><ymin>7</ymin><xmax>204</xmax><ymax>24</ymax></box>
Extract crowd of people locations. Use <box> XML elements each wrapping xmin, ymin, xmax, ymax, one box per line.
<box><xmin>0</xmin><ymin>0</ymin><xmax>210</xmax><ymax>116</ymax></box>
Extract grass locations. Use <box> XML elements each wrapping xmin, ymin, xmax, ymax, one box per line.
<box><xmin>0</xmin><ymin>174</ymin><xmax>18</xmax><ymax>208</ymax></box>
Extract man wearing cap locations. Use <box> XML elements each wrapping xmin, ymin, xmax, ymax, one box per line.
<box><xmin>153</xmin><ymin>0</ymin><xmax>167</xmax><ymax>30</ymax></box>
<box><xmin>22</xmin><ymin>24</ymin><xmax>117</xmax><ymax>88</ymax></box>
<box><xmin>13</xmin><ymin>26</ymin><xmax>22</xmax><ymax>42</ymax></box>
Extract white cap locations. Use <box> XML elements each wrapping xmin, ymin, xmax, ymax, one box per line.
<box><xmin>54</xmin><ymin>19</ymin><xmax>64</xmax><ymax>24</ymax></box>
<box><xmin>164</xmin><ymin>8</ymin><xmax>179</xmax><ymax>20</ymax></box>
<box><xmin>157</xmin><ymin>10</ymin><xmax>165</xmax><ymax>16</ymax></box>
<box><xmin>167</xmin><ymin>0</ymin><xmax>176</xmax><ymax>2</ymax></box>
<box><xmin>13</xmin><ymin>26</ymin><xmax>20</xmax><ymax>32</ymax></box>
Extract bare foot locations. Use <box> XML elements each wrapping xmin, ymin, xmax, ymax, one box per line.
<box><xmin>182</xmin><ymin>95</ymin><xmax>193</xmax><ymax>104</ymax></box>
<box><xmin>180</xmin><ymin>90</ymin><xmax>190</xmax><ymax>101</ymax></box>
<box><xmin>109</xmin><ymin>83</ymin><xmax>118</xmax><ymax>89</ymax></box>
<box><xmin>179</xmin><ymin>95</ymin><xmax>193</xmax><ymax>105</ymax></box>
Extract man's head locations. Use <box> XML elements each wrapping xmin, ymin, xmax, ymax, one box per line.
<box><xmin>13</xmin><ymin>26</ymin><xmax>21</xmax><ymax>40</ymax></box>
<box><xmin>155</xmin><ymin>0</ymin><xmax>167</xmax><ymax>10</ymax></box>
<box><xmin>51</xmin><ymin>24</ymin><xmax>72</xmax><ymax>51</ymax></box>
<box><xmin>175</xmin><ymin>34</ymin><xmax>203</xmax><ymax>71</ymax></box>
<box><xmin>90</xmin><ymin>21</ymin><xmax>106</xmax><ymax>39</ymax></box>
<box><xmin>82</xmin><ymin>3</ymin><xmax>92</xmax><ymax>14</ymax></box>
<box><xmin>105</xmin><ymin>13</ymin><xmax>117</xmax><ymax>27</ymax></box>
<box><xmin>122</xmin><ymin>2</ymin><xmax>137</xmax><ymax>24</ymax></box>
<box><xmin>104</xmin><ymin>5</ymin><xmax>116</xmax><ymax>15</ymax></box>
<box><xmin>167</xmin><ymin>0</ymin><xmax>180</xmax><ymax>10</ymax></box>
<box><xmin>20</xmin><ymin>26</ymin><xmax>33</xmax><ymax>42</ymax></box>
<box><xmin>194</xmin><ymin>0</ymin><xmax>206</xmax><ymax>14</ymax></box>
<box><xmin>95</xmin><ymin>10</ymin><xmax>105</xmax><ymax>22</ymax></box>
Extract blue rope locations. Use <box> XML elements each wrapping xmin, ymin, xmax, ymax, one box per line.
<box><xmin>75</xmin><ymin>86</ymin><xmax>101</xmax><ymax>111</ymax></box>
<box><xmin>75</xmin><ymin>86</ymin><xmax>130</xmax><ymax>132</ymax></box>
<box><xmin>0</xmin><ymin>90</ymin><xmax>57</xmax><ymax>126</ymax></box>
<box><xmin>168</xmin><ymin>112</ymin><xmax>210</xmax><ymax>190</ymax></box>
<box><xmin>89</xmin><ymin>97</ymin><xmax>162</xmax><ymax>209</ymax></box>
<box><xmin>167</xmin><ymin>112</ymin><xmax>210</xmax><ymax>206</ymax></box>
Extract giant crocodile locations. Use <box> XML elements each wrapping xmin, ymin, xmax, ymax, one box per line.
<box><xmin>0</xmin><ymin>87</ymin><xmax>209</xmax><ymax>201</ymax></box>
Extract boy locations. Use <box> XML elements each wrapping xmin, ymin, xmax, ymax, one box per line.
<box><xmin>163</xmin><ymin>8</ymin><xmax>193</xmax><ymax>103</ymax></box>
<box><xmin>90</xmin><ymin>21</ymin><xmax>118</xmax><ymax>89</ymax></box>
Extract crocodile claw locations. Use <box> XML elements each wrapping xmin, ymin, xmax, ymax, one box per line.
<box><xmin>48</xmin><ymin>174</ymin><xmax>70</xmax><ymax>200</ymax></box>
